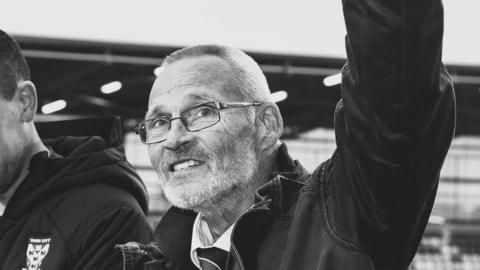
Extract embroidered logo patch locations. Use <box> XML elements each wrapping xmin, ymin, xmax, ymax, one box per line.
<box><xmin>22</xmin><ymin>237</ymin><xmax>51</xmax><ymax>270</ymax></box>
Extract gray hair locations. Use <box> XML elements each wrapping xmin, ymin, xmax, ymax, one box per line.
<box><xmin>162</xmin><ymin>44</ymin><xmax>272</xmax><ymax>103</ymax></box>
<box><xmin>0</xmin><ymin>30</ymin><xmax>30</xmax><ymax>100</ymax></box>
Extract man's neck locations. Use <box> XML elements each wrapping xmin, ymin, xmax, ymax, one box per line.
<box><xmin>0</xmin><ymin>138</ymin><xmax>48</xmax><ymax>209</ymax></box>
<box><xmin>0</xmin><ymin>167</ymin><xmax>29</xmax><ymax>213</ymax></box>
<box><xmin>200</xmin><ymin>188</ymin><xmax>255</xmax><ymax>241</ymax></box>
<box><xmin>199</xmin><ymin>146</ymin><xmax>280</xmax><ymax>241</ymax></box>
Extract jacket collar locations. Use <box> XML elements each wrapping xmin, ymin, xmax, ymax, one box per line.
<box><xmin>154</xmin><ymin>207</ymin><xmax>197</xmax><ymax>270</ymax></box>
<box><xmin>154</xmin><ymin>143</ymin><xmax>309</xmax><ymax>269</ymax></box>
<box><xmin>255</xmin><ymin>143</ymin><xmax>309</xmax><ymax>215</ymax></box>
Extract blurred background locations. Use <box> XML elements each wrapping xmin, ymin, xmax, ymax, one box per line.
<box><xmin>2</xmin><ymin>0</ymin><xmax>480</xmax><ymax>269</ymax></box>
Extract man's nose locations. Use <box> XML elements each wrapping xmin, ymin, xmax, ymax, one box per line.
<box><xmin>163</xmin><ymin>118</ymin><xmax>192</xmax><ymax>151</ymax></box>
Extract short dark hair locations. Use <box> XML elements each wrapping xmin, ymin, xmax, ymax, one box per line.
<box><xmin>0</xmin><ymin>30</ymin><xmax>31</xmax><ymax>100</ymax></box>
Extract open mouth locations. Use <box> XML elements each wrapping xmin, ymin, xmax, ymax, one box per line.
<box><xmin>169</xmin><ymin>159</ymin><xmax>204</xmax><ymax>172</ymax></box>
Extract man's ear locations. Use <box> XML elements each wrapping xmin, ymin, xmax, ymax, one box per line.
<box><xmin>256</xmin><ymin>103</ymin><xmax>283</xmax><ymax>151</ymax></box>
<box><xmin>16</xmin><ymin>81</ymin><xmax>38</xmax><ymax>122</ymax></box>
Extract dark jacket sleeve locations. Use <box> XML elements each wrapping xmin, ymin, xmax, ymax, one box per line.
<box><xmin>71</xmin><ymin>206</ymin><xmax>154</xmax><ymax>270</ymax></box>
<box><xmin>324</xmin><ymin>0</ymin><xmax>456</xmax><ymax>268</ymax></box>
<box><xmin>44</xmin><ymin>183</ymin><xmax>155</xmax><ymax>270</ymax></box>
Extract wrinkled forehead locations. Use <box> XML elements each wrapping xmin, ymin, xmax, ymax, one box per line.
<box><xmin>151</xmin><ymin>56</ymin><xmax>241</xmax><ymax>96</ymax></box>
<box><xmin>147</xmin><ymin>56</ymin><xmax>243</xmax><ymax>116</ymax></box>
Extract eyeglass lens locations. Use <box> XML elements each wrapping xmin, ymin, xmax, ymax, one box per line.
<box><xmin>142</xmin><ymin>103</ymin><xmax>221</xmax><ymax>143</ymax></box>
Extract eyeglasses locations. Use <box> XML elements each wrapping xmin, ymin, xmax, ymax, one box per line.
<box><xmin>136</xmin><ymin>101</ymin><xmax>261</xmax><ymax>144</ymax></box>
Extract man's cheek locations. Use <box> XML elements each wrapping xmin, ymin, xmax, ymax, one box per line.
<box><xmin>211</xmin><ymin>135</ymin><xmax>234</xmax><ymax>157</ymax></box>
<box><xmin>148</xmin><ymin>147</ymin><xmax>162</xmax><ymax>169</ymax></box>
<box><xmin>147</xmin><ymin>147</ymin><xmax>155</xmax><ymax>166</ymax></box>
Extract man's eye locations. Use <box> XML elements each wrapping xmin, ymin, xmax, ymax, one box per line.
<box><xmin>195</xmin><ymin>107</ymin><xmax>216</xmax><ymax>117</ymax></box>
<box><xmin>150</xmin><ymin>118</ymin><xmax>169</xmax><ymax>128</ymax></box>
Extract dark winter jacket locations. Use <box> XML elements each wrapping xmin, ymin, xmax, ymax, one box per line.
<box><xmin>117</xmin><ymin>0</ymin><xmax>456</xmax><ymax>269</ymax></box>
<box><xmin>0</xmin><ymin>135</ymin><xmax>154</xmax><ymax>270</ymax></box>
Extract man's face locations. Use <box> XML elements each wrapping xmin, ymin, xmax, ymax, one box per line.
<box><xmin>147</xmin><ymin>56</ymin><xmax>260</xmax><ymax>210</ymax></box>
<box><xmin>0</xmin><ymin>92</ymin><xmax>25</xmax><ymax>194</ymax></box>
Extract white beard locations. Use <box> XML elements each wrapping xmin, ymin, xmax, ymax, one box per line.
<box><xmin>161</xmin><ymin>142</ymin><xmax>258</xmax><ymax>211</ymax></box>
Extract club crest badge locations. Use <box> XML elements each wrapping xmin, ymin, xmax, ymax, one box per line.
<box><xmin>22</xmin><ymin>237</ymin><xmax>51</xmax><ymax>270</ymax></box>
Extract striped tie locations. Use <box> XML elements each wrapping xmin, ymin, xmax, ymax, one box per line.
<box><xmin>197</xmin><ymin>247</ymin><xmax>228</xmax><ymax>270</ymax></box>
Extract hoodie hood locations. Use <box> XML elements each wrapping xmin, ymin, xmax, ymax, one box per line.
<box><xmin>4</xmin><ymin>136</ymin><xmax>148</xmax><ymax>219</ymax></box>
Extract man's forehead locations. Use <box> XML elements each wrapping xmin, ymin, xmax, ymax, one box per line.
<box><xmin>151</xmin><ymin>56</ymin><xmax>234</xmax><ymax>94</ymax></box>
<box><xmin>148</xmin><ymin>76</ymin><xmax>230</xmax><ymax>106</ymax></box>
<box><xmin>146</xmin><ymin>90</ymin><xmax>217</xmax><ymax>117</ymax></box>
<box><xmin>148</xmin><ymin>56</ymin><xmax>243</xmax><ymax>108</ymax></box>
<box><xmin>150</xmin><ymin>88</ymin><xmax>219</xmax><ymax>107</ymax></box>
<box><xmin>146</xmin><ymin>81</ymin><xmax>235</xmax><ymax>118</ymax></box>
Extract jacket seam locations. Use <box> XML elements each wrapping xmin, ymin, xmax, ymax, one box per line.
<box><xmin>38</xmin><ymin>206</ymin><xmax>74</xmax><ymax>264</ymax></box>
<box><xmin>318</xmin><ymin>162</ymin><xmax>369</xmax><ymax>253</ymax></box>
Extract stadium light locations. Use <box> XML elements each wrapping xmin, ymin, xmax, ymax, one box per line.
<box><xmin>41</xmin><ymin>99</ymin><xmax>67</xmax><ymax>114</ymax></box>
<box><xmin>323</xmin><ymin>73</ymin><xmax>342</xmax><ymax>87</ymax></box>
<box><xmin>100</xmin><ymin>81</ymin><xmax>122</xmax><ymax>94</ymax></box>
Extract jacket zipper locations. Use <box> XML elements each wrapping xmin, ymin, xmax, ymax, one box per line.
<box><xmin>229</xmin><ymin>199</ymin><xmax>271</xmax><ymax>270</ymax></box>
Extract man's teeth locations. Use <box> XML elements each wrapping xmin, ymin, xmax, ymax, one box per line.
<box><xmin>173</xmin><ymin>160</ymin><xmax>200</xmax><ymax>171</ymax></box>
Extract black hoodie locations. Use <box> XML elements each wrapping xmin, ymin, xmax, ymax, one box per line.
<box><xmin>0</xmin><ymin>136</ymin><xmax>154</xmax><ymax>269</ymax></box>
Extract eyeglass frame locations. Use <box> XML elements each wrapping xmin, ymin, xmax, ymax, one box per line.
<box><xmin>135</xmin><ymin>101</ymin><xmax>262</xmax><ymax>144</ymax></box>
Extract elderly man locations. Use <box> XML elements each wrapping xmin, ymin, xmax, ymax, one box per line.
<box><xmin>0</xmin><ymin>30</ymin><xmax>154</xmax><ymax>269</ymax></box>
<box><xmin>118</xmin><ymin>0</ymin><xmax>455</xmax><ymax>269</ymax></box>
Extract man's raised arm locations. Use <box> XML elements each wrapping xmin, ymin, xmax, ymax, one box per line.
<box><xmin>328</xmin><ymin>0</ymin><xmax>456</xmax><ymax>268</ymax></box>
